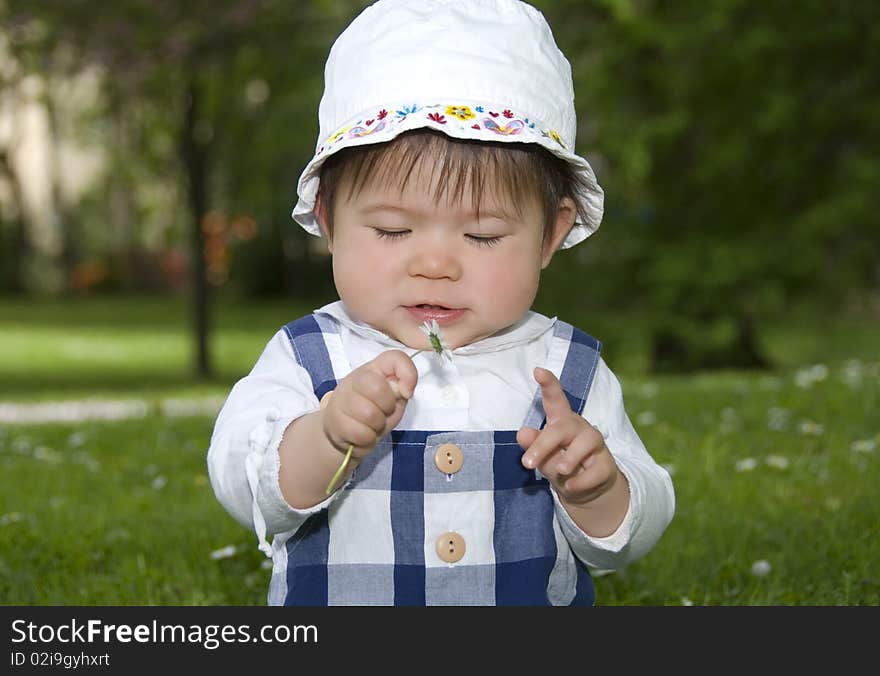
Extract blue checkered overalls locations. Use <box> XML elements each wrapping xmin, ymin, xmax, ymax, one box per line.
<box><xmin>272</xmin><ymin>313</ymin><xmax>602</xmax><ymax>606</ymax></box>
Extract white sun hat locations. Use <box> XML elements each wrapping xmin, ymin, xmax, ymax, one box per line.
<box><xmin>292</xmin><ymin>0</ymin><xmax>604</xmax><ymax>249</ymax></box>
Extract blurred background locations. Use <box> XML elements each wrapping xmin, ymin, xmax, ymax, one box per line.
<box><xmin>1</xmin><ymin>0</ymin><xmax>877</xmax><ymax>376</ymax></box>
<box><xmin>0</xmin><ymin>1</ymin><xmax>877</xmax><ymax>605</ymax></box>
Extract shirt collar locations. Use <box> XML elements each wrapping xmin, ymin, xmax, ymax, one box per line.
<box><xmin>314</xmin><ymin>300</ymin><xmax>556</xmax><ymax>355</ymax></box>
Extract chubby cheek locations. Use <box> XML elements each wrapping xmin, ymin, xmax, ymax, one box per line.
<box><xmin>331</xmin><ymin>240</ymin><xmax>396</xmax><ymax>310</ymax></box>
<box><xmin>473</xmin><ymin>255</ymin><xmax>541</xmax><ymax>321</ymax></box>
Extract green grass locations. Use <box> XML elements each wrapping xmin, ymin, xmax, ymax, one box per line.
<box><xmin>605</xmin><ymin>368</ymin><xmax>880</xmax><ymax>604</ymax></box>
<box><xmin>0</xmin><ymin>417</ymin><xmax>267</xmax><ymax>605</ymax></box>
<box><xmin>0</xmin><ymin>295</ymin><xmax>315</xmax><ymax>401</ymax></box>
<box><xmin>1</xmin><ymin>295</ymin><xmax>878</xmax><ymax>605</ymax></box>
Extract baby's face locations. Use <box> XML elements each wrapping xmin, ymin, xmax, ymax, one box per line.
<box><xmin>325</xmin><ymin>164</ymin><xmax>557</xmax><ymax>350</ymax></box>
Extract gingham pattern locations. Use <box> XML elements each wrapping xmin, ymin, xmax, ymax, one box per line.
<box><xmin>276</xmin><ymin>313</ymin><xmax>601</xmax><ymax>606</ymax></box>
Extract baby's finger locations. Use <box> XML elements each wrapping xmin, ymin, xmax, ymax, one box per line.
<box><xmin>352</xmin><ymin>371</ymin><xmax>396</xmax><ymax>415</ymax></box>
<box><xmin>326</xmin><ymin>416</ymin><xmax>378</xmax><ymax>454</ymax></box>
<box><xmin>516</xmin><ymin>426</ymin><xmax>541</xmax><ymax>453</ymax></box>
<box><xmin>346</xmin><ymin>393</ymin><xmax>392</xmax><ymax>436</ymax></box>
<box><xmin>371</xmin><ymin>349</ymin><xmax>418</xmax><ymax>400</ymax></box>
<box><xmin>520</xmin><ymin>423</ymin><xmax>572</xmax><ymax>470</ymax></box>
<box><xmin>554</xmin><ymin>431</ymin><xmax>603</xmax><ymax>475</ymax></box>
<box><xmin>559</xmin><ymin>457</ymin><xmax>617</xmax><ymax>501</ymax></box>
<box><xmin>534</xmin><ymin>367</ymin><xmax>573</xmax><ymax>422</ymax></box>
<box><xmin>388</xmin><ymin>380</ymin><xmax>402</xmax><ymax>399</ymax></box>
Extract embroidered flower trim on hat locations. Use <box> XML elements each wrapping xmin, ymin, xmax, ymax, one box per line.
<box><xmin>315</xmin><ymin>103</ymin><xmax>566</xmax><ymax>157</ymax></box>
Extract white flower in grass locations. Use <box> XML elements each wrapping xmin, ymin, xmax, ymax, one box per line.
<box><xmin>735</xmin><ymin>457</ymin><xmax>758</xmax><ymax>472</ymax></box>
<box><xmin>850</xmin><ymin>439</ymin><xmax>876</xmax><ymax>453</ymax></box>
<box><xmin>151</xmin><ymin>475</ymin><xmax>167</xmax><ymax>491</ymax></box>
<box><xmin>841</xmin><ymin>360</ymin><xmax>864</xmax><ymax>387</ymax></box>
<box><xmin>0</xmin><ymin>512</ymin><xmax>24</xmax><ymax>526</ymax></box>
<box><xmin>73</xmin><ymin>451</ymin><xmax>101</xmax><ymax>473</ymax></box>
<box><xmin>751</xmin><ymin>559</ymin><xmax>772</xmax><ymax>577</ymax></box>
<box><xmin>636</xmin><ymin>411</ymin><xmax>656</xmax><ymax>427</ymax></box>
<box><xmin>798</xmin><ymin>419</ymin><xmax>825</xmax><ymax>436</ymax></box>
<box><xmin>419</xmin><ymin>320</ymin><xmax>452</xmax><ymax>360</ymax></box>
<box><xmin>210</xmin><ymin>545</ymin><xmax>238</xmax><ymax>560</ymax></box>
<box><xmin>765</xmin><ymin>454</ymin><xmax>789</xmax><ymax>470</ymax></box>
<box><xmin>680</xmin><ymin>597</ymin><xmax>694</xmax><ymax>606</ymax></box>
<box><xmin>795</xmin><ymin>364</ymin><xmax>828</xmax><ymax>388</ymax></box>
<box><xmin>33</xmin><ymin>446</ymin><xmax>62</xmax><ymax>464</ymax></box>
<box><xmin>767</xmin><ymin>407</ymin><xmax>790</xmax><ymax>431</ymax></box>
<box><xmin>11</xmin><ymin>437</ymin><xmax>32</xmax><ymax>454</ymax></box>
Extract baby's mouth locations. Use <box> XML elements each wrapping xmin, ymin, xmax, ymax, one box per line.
<box><xmin>405</xmin><ymin>304</ymin><xmax>466</xmax><ymax>323</ymax></box>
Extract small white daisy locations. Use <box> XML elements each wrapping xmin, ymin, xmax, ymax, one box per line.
<box><xmin>210</xmin><ymin>545</ymin><xmax>238</xmax><ymax>560</ymax></box>
<box><xmin>765</xmin><ymin>454</ymin><xmax>790</xmax><ymax>470</ymax></box>
<box><xmin>751</xmin><ymin>559</ymin><xmax>772</xmax><ymax>577</ymax></box>
<box><xmin>850</xmin><ymin>439</ymin><xmax>876</xmax><ymax>453</ymax></box>
<box><xmin>735</xmin><ymin>457</ymin><xmax>758</xmax><ymax>472</ymax></box>
<box><xmin>794</xmin><ymin>363</ymin><xmax>828</xmax><ymax>388</ymax></box>
<box><xmin>798</xmin><ymin>419</ymin><xmax>825</xmax><ymax>436</ymax></box>
<box><xmin>419</xmin><ymin>320</ymin><xmax>452</xmax><ymax>360</ymax></box>
<box><xmin>636</xmin><ymin>411</ymin><xmax>656</xmax><ymax>426</ymax></box>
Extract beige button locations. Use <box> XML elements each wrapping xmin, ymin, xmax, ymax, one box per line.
<box><xmin>434</xmin><ymin>443</ymin><xmax>464</xmax><ymax>474</ymax></box>
<box><xmin>436</xmin><ymin>531</ymin><xmax>466</xmax><ymax>563</ymax></box>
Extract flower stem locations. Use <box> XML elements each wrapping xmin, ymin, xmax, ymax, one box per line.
<box><xmin>325</xmin><ymin>443</ymin><xmax>354</xmax><ymax>495</ymax></box>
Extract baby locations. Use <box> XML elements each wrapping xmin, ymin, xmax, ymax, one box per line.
<box><xmin>207</xmin><ymin>0</ymin><xmax>675</xmax><ymax>606</ymax></box>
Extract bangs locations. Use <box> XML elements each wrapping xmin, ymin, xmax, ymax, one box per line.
<box><xmin>318</xmin><ymin>130</ymin><xmax>575</xmax><ymax>238</ymax></box>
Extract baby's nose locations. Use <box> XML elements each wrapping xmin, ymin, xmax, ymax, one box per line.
<box><xmin>407</xmin><ymin>248</ymin><xmax>462</xmax><ymax>280</ymax></box>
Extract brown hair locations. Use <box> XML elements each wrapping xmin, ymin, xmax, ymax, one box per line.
<box><xmin>317</xmin><ymin>129</ymin><xmax>585</xmax><ymax>243</ymax></box>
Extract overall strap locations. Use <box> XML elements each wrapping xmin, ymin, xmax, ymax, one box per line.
<box><xmin>521</xmin><ymin>320</ymin><xmax>602</xmax><ymax>430</ymax></box>
<box><xmin>281</xmin><ymin>313</ymin><xmax>351</xmax><ymax>401</ymax></box>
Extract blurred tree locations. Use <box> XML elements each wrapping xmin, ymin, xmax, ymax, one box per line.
<box><xmin>4</xmin><ymin>0</ymin><xmax>355</xmax><ymax>377</ymax></box>
<box><xmin>3</xmin><ymin>0</ymin><xmax>877</xmax><ymax>376</ymax></box>
<box><xmin>543</xmin><ymin>0</ymin><xmax>880</xmax><ymax>371</ymax></box>
<box><xmin>0</xmin><ymin>143</ymin><xmax>30</xmax><ymax>293</ymax></box>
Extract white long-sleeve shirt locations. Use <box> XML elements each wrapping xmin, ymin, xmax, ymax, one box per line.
<box><xmin>207</xmin><ymin>301</ymin><xmax>675</xmax><ymax>576</ymax></box>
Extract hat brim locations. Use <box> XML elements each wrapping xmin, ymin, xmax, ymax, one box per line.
<box><xmin>292</xmin><ymin>100</ymin><xmax>604</xmax><ymax>249</ymax></box>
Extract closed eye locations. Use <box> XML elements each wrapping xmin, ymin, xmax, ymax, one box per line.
<box><xmin>465</xmin><ymin>234</ymin><xmax>503</xmax><ymax>248</ymax></box>
<box><xmin>373</xmin><ymin>228</ymin><xmax>410</xmax><ymax>241</ymax></box>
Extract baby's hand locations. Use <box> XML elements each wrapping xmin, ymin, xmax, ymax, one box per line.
<box><xmin>517</xmin><ymin>367</ymin><xmax>620</xmax><ymax>506</ymax></box>
<box><xmin>320</xmin><ymin>349</ymin><xmax>418</xmax><ymax>460</ymax></box>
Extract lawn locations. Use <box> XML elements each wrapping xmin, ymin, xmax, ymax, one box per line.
<box><xmin>1</xmin><ymin>295</ymin><xmax>878</xmax><ymax>604</ymax></box>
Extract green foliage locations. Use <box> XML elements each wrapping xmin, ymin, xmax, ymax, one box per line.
<box><xmin>2</xmin><ymin>1</ymin><xmax>877</xmax><ymax>371</ymax></box>
<box><xmin>542</xmin><ymin>0</ymin><xmax>880</xmax><ymax>369</ymax></box>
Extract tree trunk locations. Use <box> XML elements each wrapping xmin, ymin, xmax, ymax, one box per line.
<box><xmin>44</xmin><ymin>91</ymin><xmax>80</xmax><ymax>294</ymax></box>
<box><xmin>181</xmin><ymin>74</ymin><xmax>211</xmax><ymax>379</ymax></box>
<box><xmin>108</xmin><ymin>95</ymin><xmax>136</xmax><ymax>291</ymax></box>
<box><xmin>0</xmin><ymin>148</ymin><xmax>31</xmax><ymax>294</ymax></box>
<box><xmin>650</xmin><ymin>312</ymin><xmax>771</xmax><ymax>373</ymax></box>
